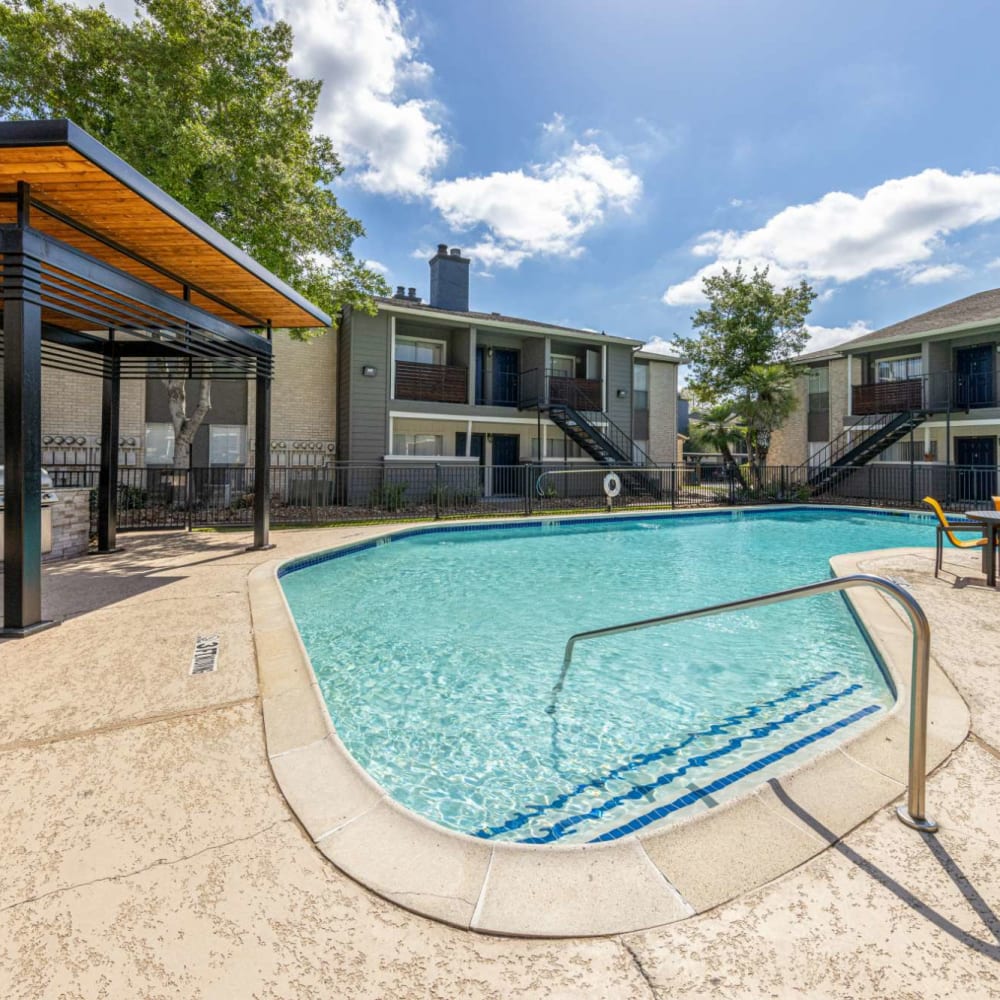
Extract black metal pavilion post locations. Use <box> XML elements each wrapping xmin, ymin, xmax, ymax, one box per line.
<box><xmin>250</xmin><ymin>320</ymin><xmax>272</xmax><ymax>550</ymax></box>
<box><xmin>97</xmin><ymin>330</ymin><xmax>120</xmax><ymax>552</ymax></box>
<box><xmin>2</xmin><ymin>182</ymin><xmax>50</xmax><ymax>635</ymax></box>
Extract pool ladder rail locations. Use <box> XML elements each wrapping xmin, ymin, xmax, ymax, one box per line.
<box><xmin>551</xmin><ymin>574</ymin><xmax>938</xmax><ymax>834</ymax></box>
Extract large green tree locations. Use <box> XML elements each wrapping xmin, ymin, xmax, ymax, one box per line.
<box><xmin>0</xmin><ymin>0</ymin><xmax>389</xmax><ymax>465</ymax></box>
<box><xmin>677</xmin><ymin>265</ymin><xmax>815</xmax><ymax>473</ymax></box>
<box><xmin>678</xmin><ymin>265</ymin><xmax>815</xmax><ymax>400</ymax></box>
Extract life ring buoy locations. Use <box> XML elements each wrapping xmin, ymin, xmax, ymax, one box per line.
<box><xmin>603</xmin><ymin>472</ymin><xmax>622</xmax><ymax>498</ymax></box>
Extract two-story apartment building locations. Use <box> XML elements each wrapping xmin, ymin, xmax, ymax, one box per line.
<box><xmin>28</xmin><ymin>244</ymin><xmax>680</xmax><ymax>493</ymax></box>
<box><xmin>770</xmin><ymin>288</ymin><xmax>1000</xmax><ymax>501</ymax></box>
<box><xmin>337</xmin><ymin>246</ymin><xmax>679</xmax><ymax>490</ymax></box>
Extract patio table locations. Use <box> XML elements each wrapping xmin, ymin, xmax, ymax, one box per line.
<box><xmin>964</xmin><ymin>510</ymin><xmax>1000</xmax><ymax>588</ymax></box>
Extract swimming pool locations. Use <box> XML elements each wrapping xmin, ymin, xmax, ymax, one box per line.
<box><xmin>279</xmin><ymin>507</ymin><xmax>935</xmax><ymax>845</ymax></box>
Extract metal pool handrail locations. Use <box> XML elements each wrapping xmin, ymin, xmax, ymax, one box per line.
<box><xmin>553</xmin><ymin>574</ymin><xmax>938</xmax><ymax>833</ymax></box>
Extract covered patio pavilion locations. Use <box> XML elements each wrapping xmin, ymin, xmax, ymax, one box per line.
<box><xmin>0</xmin><ymin>118</ymin><xmax>330</xmax><ymax>636</ymax></box>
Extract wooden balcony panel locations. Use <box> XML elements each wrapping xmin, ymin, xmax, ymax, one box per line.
<box><xmin>852</xmin><ymin>379</ymin><xmax>924</xmax><ymax>415</ymax></box>
<box><xmin>549</xmin><ymin>376</ymin><xmax>603</xmax><ymax>410</ymax></box>
<box><xmin>394</xmin><ymin>360</ymin><xmax>468</xmax><ymax>404</ymax></box>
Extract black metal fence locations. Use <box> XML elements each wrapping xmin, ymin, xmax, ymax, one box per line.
<box><xmin>43</xmin><ymin>460</ymin><xmax>1000</xmax><ymax>535</ymax></box>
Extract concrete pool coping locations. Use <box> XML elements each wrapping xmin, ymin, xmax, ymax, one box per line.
<box><xmin>249</xmin><ymin>506</ymin><xmax>970</xmax><ymax>938</ymax></box>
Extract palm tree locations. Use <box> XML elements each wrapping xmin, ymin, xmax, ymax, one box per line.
<box><xmin>737</xmin><ymin>364</ymin><xmax>798</xmax><ymax>474</ymax></box>
<box><xmin>690</xmin><ymin>403</ymin><xmax>749</xmax><ymax>488</ymax></box>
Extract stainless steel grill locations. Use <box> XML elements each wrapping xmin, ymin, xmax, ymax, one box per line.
<box><xmin>0</xmin><ymin>467</ymin><xmax>58</xmax><ymax>555</ymax></box>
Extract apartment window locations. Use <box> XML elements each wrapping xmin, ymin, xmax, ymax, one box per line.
<box><xmin>395</xmin><ymin>337</ymin><xmax>445</xmax><ymax>365</ymax></box>
<box><xmin>392</xmin><ymin>433</ymin><xmax>444</xmax><ymax>456</ymax></box>
<box><xmin>145</xmin><ymin>422</ymin><xmax>175</xmax><ymax>465</ymax></box>
<box><xmin>807</xmin><ymin>366</ymin><xmax>829</xmax><ymax>412</ymax></box>
<box><xmin>633</xmin><ymin>363</ymin><xmax>649</xmax><ymax>411</ymax></box>
<box><xmin>874</xmin><ymin>356</ymin><xmax>922</xmax><ymax>382</ymax></box>
<box><xmin>210</xmin><ymin>424</ymin><xmax>247</xmax><ymax>466</ymax></box>
<box><xmin>550</xmin><ymin>354</ymin><xmax>577</xmax><ymax>377</ymax></box>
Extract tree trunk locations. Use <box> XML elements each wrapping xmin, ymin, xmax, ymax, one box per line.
<box><xmin>719</xmin><ymin>443</ymin><xmax>749</xmax><ymax>490</ymax></box>
<box><xmin>164</xmin><ymin>378</ymin><xmax>212</xmax><ymax>470</ymax></box>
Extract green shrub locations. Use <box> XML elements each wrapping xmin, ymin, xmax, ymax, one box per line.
<box><xmin>369</xmin><ymin>481</ymin><xmax>407</xmax><ymax>511</ymax></box>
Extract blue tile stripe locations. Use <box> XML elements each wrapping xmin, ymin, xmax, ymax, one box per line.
<box><xmin>585</xmin><ymin>704</ymin><xmax>881</xmax><ymax>843</ymax></box>
<box><xmin>513</xmin><ymin>682</ymin><xmax>870</xmax><ymax>845</ymax></box>
<box><xmin>471</xmin><ymin>670</ymin><xmax>845</xmax><ymax>841</ymax></box>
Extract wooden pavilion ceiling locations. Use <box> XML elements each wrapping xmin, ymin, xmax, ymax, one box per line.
<box><xmin>0</xmin><ymin>121</ymin><xmax>330</xmax><ymax>331</ymax></box>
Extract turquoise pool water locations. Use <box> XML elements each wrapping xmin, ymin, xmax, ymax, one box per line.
<box><xmin>280</xmin><ymin>507</ymin><xmax>933</xmax><ymax>845</ymax></box>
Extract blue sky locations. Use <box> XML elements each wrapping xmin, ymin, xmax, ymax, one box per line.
<box><xmin>93</xmin><ymin>1</ymin><xmax>1000</xmax><ymax>352</ymax></box>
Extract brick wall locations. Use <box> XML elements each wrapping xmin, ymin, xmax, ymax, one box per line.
<box><xmin>647</xmin><ymin>361</ymin><xmax>679</xmax><ymax>464</ymax></box>
<box><xmin>248</xmin><ymin>328</ymin><xmax>337</xmax><ymax>462</ymax></box>
<box><xmin>828</xmin><ymin>357</ymin><xmax>852</xmax><ymax>435</ymax></box>
<box><xmin>45</xmin><ymin>488</ymin><xmax>91</xmax><ymax>561</ymax></box>
<box><xmin>40</xmin><ymin>368</ymin><xmax>145</xmax><ymax>441</ymax></box>
<box><xmin>767</xmin><ymin>373</ymin><xmax>809</xmax><ymax>467</ymax></box>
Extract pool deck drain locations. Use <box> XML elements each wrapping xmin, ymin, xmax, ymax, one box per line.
<box><xmin>2</xmin><ymin>508</ymin><xmax>999</xmax><ymax>997</ymax></box>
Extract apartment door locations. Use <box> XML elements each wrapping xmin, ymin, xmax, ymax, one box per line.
<box><xmin>492</xmin><ymin>349</ymin><xmax>519</xmax><ymax>406</ymax></box>
<box><xmin>954</xmin><ymin>345</ymin><xmax>994</xmax><ymax>408</ymax></box>
<box><xmin>954</xmin><ymin>435</ymin><xmax>996</xmax><ymax>503</ymax></box>
<box><xmin>490</xmin><ymin>434</ymin><xmax>520</xmax><ymax>495</ymax></box>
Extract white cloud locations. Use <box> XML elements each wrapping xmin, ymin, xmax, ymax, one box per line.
<box><xmin>907</xmin><ymin>263</ymin><xmax>968</xmax><ymax>285</ymax></box>
<box><xmin>664</xmin><ymin>168</ymin><xmax>1000</xmax><ymax>305</ymax></box>
<box><xmin>429</xmin><ymin>141</ymin><xmax>642</xmax><ymax>269</ymax></box>
<box><xmin>542</xmin><ymin>113</ymin><xmax>568</xmax><ymax>136</ymax></box>
<box><xmin>803</xmin><ymin>321</ymin><xmax>873</xmax><ymax>353</ymax></box>
<box><xmin>639</xmin><ymin>336</ymin><xmax>683</xmax><ymax>358</ymax></box>
<box><xmin>68</xmin><ymin>0</ymin><xmax>448</xmax><ymax>196</ymax></box>
<box><xmin>263</xmin><ymin>0</ymin><xmax>448</xmax><ymax>196</ymax></box>
<box><xmin>987</xmin><ymin>258</ymin><xmax>1000</xmax><ymax>270</ymax></box>
<box><xmin>364</xmin><ymin>259</ymin><xmax>389</xmax><ymax>274</ymax></box>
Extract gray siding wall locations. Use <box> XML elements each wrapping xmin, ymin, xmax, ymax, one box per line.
<box><xmin>453</xmin><ymin>328</ymin><xmax>472</xmax><ymax>373</ymax></box>
<box><xmin>521</xmin><ymin>338</ymin><xmax>545</xmax><ymax>376</ymax></box>
<box><xmin>346</xmin><ymin>311</ymin><xmax>392</xmax><ymax>463</ymax></box>
<box><xmin>606</xmin><ymin>344</ymin><xmax>633</xmax><ymax>429</ymax></box>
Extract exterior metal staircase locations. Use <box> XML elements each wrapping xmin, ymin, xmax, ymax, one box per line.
<box><xmin>518</xmin><ymin>367</ymin><xmax>662</xmax><ymax>496</ymax></box>
<box><xmin>798</xmin><ymin>409</ymin><xmax>930</xmax><ymax>493</ymax></box>
<box><xmin>546</xmin><ymin>405</ymin><xmax>664</xmax><ymax>498</ymax></box>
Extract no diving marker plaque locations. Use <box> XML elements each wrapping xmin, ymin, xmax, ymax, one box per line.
<box><xmin>191</xmin><ymin>634</ymin><xmax>220</xmax><ymax>675</ymax></box>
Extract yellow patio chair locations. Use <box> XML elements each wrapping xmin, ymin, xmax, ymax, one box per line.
<box><xmin>993</xmin><ymin>496</ymin><xmax>1000</xmax><ymax>511</ymax></box>
<box><xmin>923</xmin><ymin>496</ymin><xmax>988</xmax><ymax>578</ymax></box>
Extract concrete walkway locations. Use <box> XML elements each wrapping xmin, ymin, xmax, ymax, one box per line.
<box><xmin>1</xmin><ymin>525</ymin><xmax>998</xmax><ymax>999</ymax></box>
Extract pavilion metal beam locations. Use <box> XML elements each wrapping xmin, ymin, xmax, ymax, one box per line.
<box><xmin>41</xmin><ymin>322</ymin><xmax>106</xmax><ymax>352</ymax></box>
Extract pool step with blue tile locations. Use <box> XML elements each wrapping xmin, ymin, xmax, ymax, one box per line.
<box><xmin>472</xmin><ymin>671</ymin><xmax>883</xmax><ymax>845</ymax></box>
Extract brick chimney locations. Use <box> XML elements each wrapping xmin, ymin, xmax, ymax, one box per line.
<box><xmin>429</xmin><ymin>244</ymin><xmax>469</xmax><ymax>312</ymax></box>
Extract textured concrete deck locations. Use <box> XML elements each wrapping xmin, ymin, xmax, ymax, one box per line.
<box><xmin>1</xmin><ymin>524</ymin><xmax>999</xmax><ymax>998</ymax></box>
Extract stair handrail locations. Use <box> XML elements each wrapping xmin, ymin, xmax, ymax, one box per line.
<box><xmin>561</xmin><ymin>402</ymin><xmax>655</xmax><ymax>468</ymax></box>
<box><xmin>551</xmin><ymin>573</ymin><xmax>937</xmax><ymax>833</ymax></box>
<box><xmin>795</xmin><ymin>410</ymin><xmax>900</xmax><ymax>478</ymax></box>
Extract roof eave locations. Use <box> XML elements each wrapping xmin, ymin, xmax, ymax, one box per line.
<box><xmin>376</xmin><ymin>299</ymin><xmax>643</xmax><ymax>347</ymax></box>
<box><xmin>841</xmin><ymin>314</ymin><xmax>1000</xmax><ymax>353</ymax></box>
